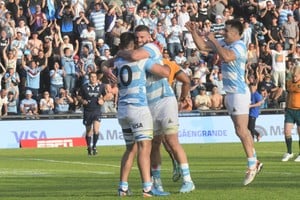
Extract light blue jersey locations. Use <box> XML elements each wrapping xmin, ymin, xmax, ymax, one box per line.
<box><xmin>114</xmin><ymin>57</ymin><xmax>156</xmax><ymax>107</ymax></box>
<box><xmin>219</xmin><ymin>39</ymin><xmax>248</xmax><ymax>94</ymax></box>
<box><xmin>142</xmin><ymin>43</ymin><xmax>175</xmax><ymax>105</ymax></box>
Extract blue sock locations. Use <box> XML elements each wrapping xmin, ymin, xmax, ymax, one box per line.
<box><xmin>119</xmin><ymin>181</ymin><xmax>128</xmax><ymax>191</ymax></box>
<box><xmin>142</xmin><ymin>182</ymin><xmax>152</xmax><ymax>192</ymax></box>
<box><xmin>181</xmin><ymin>163</ymin><xmax>192</xmax><ymax>182</ymax></box>
<box><xmin>247</xmin><ymin>157</ymin><xmax>257</xmax><ymax>169</ymax></box>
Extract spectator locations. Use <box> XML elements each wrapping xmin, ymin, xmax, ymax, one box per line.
<box><xmin>241</xmin><ymin>20</ymin><xmax>252</xmax><ymax>47</ymax></box>
<box><xmin>80</xmin><ymin>23</ymin><xmax>96</xmax><ymax>54</ymax></box>
<box><xmin>101</xmin><ymin>83</ymin><xmax>118</xmax><ymax>114</ymax></box>
<box><xmin>259</xmin><ymin>43</ymin><xmax>272</xmax><ymax>69</ymax></box>
<box><xmin>3</xmin><ymin>11</ymin><xmax>15</xmax><ymax>38</ymax></box>
<box><xmin>266</xmin><ymin>41</ymin><xmax>295</xmax><ymax>91</ymax></box>
<box><xmin>293</xmin><ymin>44</ymin><xmax>300</xmax><ymax>63</ymax></box>
<box><xmin>281</xmin><ymin>14</ymin><xmax>299</xmax><ymax>50</ymax></box>
<box><xmin>193</xmin><ymin>85</ymin><xmax>211</xmax><ymax>110</ymax></box>
<box><xmin>147</xmin><ymin>9</ymin><xmax>159</xmax><ymax>33</ymax></box>
<box><xmin>210</xmin><ymin>85</ymin><xmax>223</xmax><ymax>110</ymax></box>
<box><xmin>27</xmin><ymin>32</ymin><xmax>43</xmax><ymax>52</ymax></box>
<box><xmin>45</xmin><ymin>0</ymin><xmax>57</xmax><ymax>21</ymax></box>
<box><xmin>89</xmin><ymin>2</ymin><xmax>108</xmax><ymax>40</ymax></box>
<box><xmin>15</xmin><ymin>18</ymin><xmax>31</xmax><ymax>44</ymax></box>
<box><xmin>10</xmin><ymin>31</ymin><xmax>26</xmax><ymax>67</ymax></box>
<box><xmin>21</xmin><ymin>58</ymin><xmax>48</xmax><ymax>99</ymax></box>
<box><xmin>72</xmin><ymin>0</ymin><xmax>87</xmax><ymax>20</ymax></box>
<box><xmin>81</xmin><ymin>44</ymin><xmax>96</xmax><ymax>71</ymax></box>
<box><xmin>58</xmin><ymin>4</ymin><xmax>75</xmax><ymax>41</ymax></box>
<box><xmin>183</xmin><ymin>31</ymin><xmax>197</xmax><ymax>58</ymax></box>
<box><xmin>248</xmin><ymin>83</ymin><xmax>264</xmax><ymax>141</ymax></box>
<box><xmin>152</xmin><ymin>22</ymin><xmax>167</xmax><ymax>50</ymax></box>
<box><xmin>55</xmin><ymin>87</ymin><xmax>74</xmax><ymax>114</ymax></box>
<box><xmin>210</xmin><ymin>0</ymin><xmax>227</xmax><ymax>22</ymax></box>
<box><xmin>7</xmin><ymin>90</ymin><xmax>18</xmax><ymax>115</ymax></box>
<box><xmin>95</xmin><ymin>38</ymin><xmax>109</xmax><ymax>56</ymax></box>
<box><xmin>174</xmin><ymin>50</ymin><xmax>187</xmax><ymax>66</ymax></box>
<box><xmin>29</xmin><ymin>4</ymin><xmax>47</xmax><ymax>32</ymax></box>
<box><xmin>0</xmin><ymin>62</ymin><xmax>6</xmax><ymax>90</ymax></box>
<box><xmin>110</xmin><ymin>18</ymin><xmax>126</xmax><ymax>55</ymax></box>
<box><xmin>19</xmin><ymin>89</ymin><xmax>38</xmax><ymax>116</ymax></box>
<box><xmin>278</xmin><ymin>2</ymin><xmax>293</xmax><ymax>27</ymax></box>
<box><xmin>16</xmin><ymin>6</ymin><xmax>28</xmax><ymax>25</ymax></box>
<box><xmin>267</xmin><ymin>16</ymin><xmax>284</xmax><ymax>49</ymax></box>
<box><xmin>249</xmin><ymin>14</ymin><xmax>268</xmax><ymax>45</ymax></box>
<box><xmin>3</xmin><ymin>66</ymin><xmax>20</xmax><ymax>99</ymax></box>
<box><xmin>28</xmin><ymin>0</ymin><xmax>45</xmax><ymax>15</ymax></box>
<box><xmin>222</xmin><ymin>7</ymin><xmax>234</xmax><ymax>22</ymax></box>
<box><xmin>50</xmin><ymin>61</ymin><xmax>65</xmax><ymax>98</ymax></box>
<box><xmin>195</xmin><ymin>60</ymin><xmax>210</xmax><ymax>86</ymax></box>
<box><xmin>0</xmin><ymin>88</ymin><xmax>8</xmax><ymax>116</ymax></box>
<box><xmin>166</xmin><ymin>17</ymin><xmax>183</xmax><ymax>59</ymax></box>
<box><xmin>36</xmin><ymin>49</ymin><xmax>50</xmax><ymax>93</ymax></box>
<box><xmin>71</xmin><ymin>88</ymin><xmax>83</xmax><ymax>113</ymax></box>
<box><xmin>0</xmin><ymin>1</ymin><xmax>7</xmax><ymax>18</ymax></box>
<box><xmin>39</xmin><ymin>90</ymin><xmax>54</xmax><ymax>114</ymax></box>
<box><xmin>209</xmin><ymin>70</ymin><xmax>226</xmax><ymax>96</ymax></box>
<box><xmin>74</xmin><ymin>10</ymin><xmax>90</xmax><ymax>41</ymax></box>
<box><xmin>259</xmin><ymin>86</ymin><xmax>269</xmax><ymax>109</ymax></box>
<box><xmin>160</xmin><ymin>5</ymin><xmax>173</xmax><ymax>28</ymax></box>
<box><xmin>178</xmin><ymin>95</ymin><xmax>193</xmax><ymax>112</ymax></box>
<box><xmin>202</xmin><ymin>19</ymin><xmax>212</xmax><ymax>35</ymax></box>
<box><xmin>210</xmin><ymin>15</ymin><xmax>225</xmax><ymax>40</ymax></box>
<box><xmin>260</xmin><ymin>0</ymin><xmax>279</xmax><ymax>29</ymax></box>
<box><xmin>246</xmin><ymin>41</ymin><xmax>260</xmax><ymax>71</ymax></box>
<box><xmin>60</xmin><ymin>40</ymin><xmax>79</xmax><ymax>93</ymax></box>
<box><xmin>197</xmin><ymin>0</ymin><xmax>210</xmax><ymax>22</ymax></box>
<box><xmin>258</xmin><ymin>73</ymin><xmax>283</xmax><ymax>107</ymax></box>
<box><xmin>0</xmin><ymin>30</ymin><xmax>9</xmax><ymax>62</ymax></box>
<box><xmin>100</xmin><ymin>48</ymin><xmax>113</xmax><ymax>61</ymax></box>
<box><xmin>187</xmin><ymin>49</ymin><xmax>200</xmax><ymax>73</ymax></box>
<box><xmin>36</xmin><ymin>19</ymin><xmax>52</xmax><ymax>41</ymax></box>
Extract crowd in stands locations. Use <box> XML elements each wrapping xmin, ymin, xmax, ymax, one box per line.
<box><xmin>0</xmin><ymin>0</ymin><xmax>299</xmax><ymax>117</ymax></box>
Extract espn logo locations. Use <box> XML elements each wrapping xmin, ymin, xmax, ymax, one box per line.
<box><xmin>37</xmin><ymin>139</ymin><xmax>73</xmax><ymax>148</ymax></box>
<box><xmin>20</xmin><ymin>137</ymin><xmax>86</xmax><ymax>148</ymax></box>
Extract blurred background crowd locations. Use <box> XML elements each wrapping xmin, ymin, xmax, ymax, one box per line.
<box><xmin>0</xmin><ymin>0</ymin><xmax>299</xmax><ymax>117</ymax></box>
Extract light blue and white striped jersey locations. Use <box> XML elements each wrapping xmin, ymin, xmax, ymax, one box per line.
<box><xmin>142</xmin><ymin>43</ymin><xmax>175</xmax><ymax>104</ymax></box>
<box><xmin>219</xmin><ymin>39</ymin><xmax>248</xmax><ymax>94</ymax></box>
<box><xmin>114</xmin><ymin>57</ymin><xmax>156</xmax><ymax>107</ymax></box>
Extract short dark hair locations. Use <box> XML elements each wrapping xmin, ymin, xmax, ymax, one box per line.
<box><xmin>225</xmin><ymin>19</ymin><xmax>244</xmax><ymax>36</ymax></box>
<box><xmin>119</xmin><ymin>32</ymin><xmax>135</xmax><ymax>49</ymax></box>
<box><xmin>134</xmin><ymin>25</ymin><xmax>150</xmax><ymax>33</ymax></box>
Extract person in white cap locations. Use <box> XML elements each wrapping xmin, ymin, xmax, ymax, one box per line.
<box><xmin>95</xmin><ymin>38</ymin><xmax>110</xmax><ymax>56</ymax></box>
<box><xmin>20</xmin><ymin>89</ymin><xmax>38</xmax><ymax>116</ymax></box>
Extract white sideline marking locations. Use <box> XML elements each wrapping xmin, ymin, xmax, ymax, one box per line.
<box><xmin>11</xmin><ymin>157</ymin><xmax>128</xmax><ymax>169</ymax></box>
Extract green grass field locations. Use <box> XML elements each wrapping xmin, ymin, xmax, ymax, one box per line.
<box><xmin>0</xmin><ymin>142</ymin><xmax>299</xmax><ymax>200</ymax></box>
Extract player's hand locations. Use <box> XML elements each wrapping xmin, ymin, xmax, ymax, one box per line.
<box><xmin>98</xmin><ymin>96</ymin><xmax>104</xmax><ymax>105</ymax></box>
<box><xmin>185</xmin><ymin>21</ymin><xmax>196</xmax><ymax>32</ymax></box>
<box><xmin>105</xmin><ymin>68</ymin><xmax>117</xmax><ymax>83</ymax></box>
<box><xmin>82</xmin><ymin>100</ymin><xmax>88</xmax><ymax>105</ymax></box>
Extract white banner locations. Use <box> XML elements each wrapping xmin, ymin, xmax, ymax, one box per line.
<box><xmin>0</xmin><ymin>114</ymin><xmax>297</xmax><ymax>149</ymax></box>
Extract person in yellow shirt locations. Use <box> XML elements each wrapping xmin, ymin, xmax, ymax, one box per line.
<box><xmin>282</xmin><ymin>66</ymin><xmax>300</xmax><ymax>162</ymax></box>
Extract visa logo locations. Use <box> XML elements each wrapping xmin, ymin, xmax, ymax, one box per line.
<box><xmin>12</xmin><ymin>131</ymin><xmax>47</xmax><ymax>143</ymax></box>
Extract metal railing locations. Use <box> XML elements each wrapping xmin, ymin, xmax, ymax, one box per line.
<box><xmin>0</xmin><ymin>108</ymin><xmax>284</xmax><ymax>121</ymax></box>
